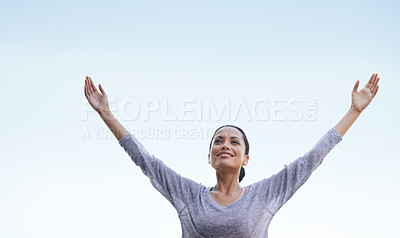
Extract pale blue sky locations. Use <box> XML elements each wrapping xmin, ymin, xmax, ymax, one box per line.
<box><xmin>1</xmin><ymin>0</ymin><xmax>399</xmax><ymax>237</ymax></box>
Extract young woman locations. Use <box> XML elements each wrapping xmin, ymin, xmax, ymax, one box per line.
<box><xmin>84</xmin><ymin>74</ymin><xmax>380</xmax><ymax>237</ymax></box>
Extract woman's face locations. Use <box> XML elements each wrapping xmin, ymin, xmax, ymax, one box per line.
<box><xmin>208</xmin><ymin>127</ymin><xmax>249</xmax><ymax>172</ymax></box>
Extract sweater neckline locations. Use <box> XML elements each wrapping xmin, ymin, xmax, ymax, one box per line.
<box><xmin>206</xmin><ymin>186</ymin><xmax>247</xmax><ymax>209</ymax></box>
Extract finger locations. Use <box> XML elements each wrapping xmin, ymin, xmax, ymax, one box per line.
<box><xmin>371</xmin><ymin>74</ymin><xmax>377</xmax><ymax>85</ymax></box>
<box><xmin>85</xmin><ymin>78</ymin><xmax>91</xmax><ymax>94</ymax></box>
<box><xmin>353</xmin><ymin>80</ymin><xmax>360</xmax><ymax>93</ymax></box>
<box><xmin>372</xmin><ymin>73</ymin><xmax>378</xmax><ymax>84</ymax></box>
<box><xmin>99</xmin><ymin>84</ymin><xmax>106</xmax><ymax>95</ymax></box>
<box><xmin>373</xmin><ymin>76</ymin><xmax>380</xmax><ymax>88</ymax></box>
<box><xmin>366</xmin><ymin>73</ymin><xmax>375</xmax><ymax>89</ymax></box>
<box><xmin>373</xmin><ymin>85</ymin><xmax>379</xmax><ymax>97</ymax></box>
<box><xmin>84</xmin><ymin>84</ymin><xmax>88</xmax><ymax>97</ymax></box>
<box><xmin>85</xmin><ymin>77</ymin><xmax>91</xmax><ymax>94</ymax></box>
<box><xmin>89</xmin><ymin>76</ymin><xmax>98</xmax><ymax>93</ymax></box>
<box><xmin>372</xmin><ymin>78</ymin><xmax>380</xmax><ymax>94</ymax></box>
<box><xmin>87</xmin><ymin>79</ymin><xmax>93</xmax><ymax>94</ymax></box>
<box><xmin>371</xmin><ymin>76</ymin><xmax>379</xmax><ymax>92</ymax></box>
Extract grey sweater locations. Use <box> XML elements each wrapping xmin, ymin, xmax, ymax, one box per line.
<box><xmin>119</xmin><ymin>128</ymin><xmax>342</xmax><ymax>238</ymax></box>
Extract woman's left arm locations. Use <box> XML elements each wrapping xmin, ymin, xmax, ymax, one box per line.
<box><xmin>334</xmin><ymin>73</ymin><xmax>380</xmax><ymax>137</ymax></box>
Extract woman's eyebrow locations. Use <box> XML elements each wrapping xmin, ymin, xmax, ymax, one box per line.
<box><xmin>215</xmin><ymin>135</ymin><xmax>241</xmax><ymax>140</ymax></box>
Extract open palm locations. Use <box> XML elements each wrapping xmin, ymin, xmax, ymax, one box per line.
<box><xmin>352</xmin><ymin>73</ymin><xmax>380</xmax><ymax>113</ymax></box>
<box><xmin>84</xmin><ymin>76</ymin><xmax>109</xmax><ymax>113</ymax></box>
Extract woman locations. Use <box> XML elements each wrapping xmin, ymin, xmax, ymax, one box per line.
<box><xmin>84</xmin><ymin>74</ymin><xmax>380</xmax><ymax>237</ymax></box>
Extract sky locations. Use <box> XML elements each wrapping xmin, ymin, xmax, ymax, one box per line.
<box><xmin>0</xmin><ymin>0</ymin><xmax>399</xmax><ymax>237</ymax></box>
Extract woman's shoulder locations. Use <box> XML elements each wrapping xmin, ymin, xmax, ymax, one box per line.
<box><xmin>244</xmin><ymin>178</ymin><xmax>271</xmax><ymax>193</ymax></box>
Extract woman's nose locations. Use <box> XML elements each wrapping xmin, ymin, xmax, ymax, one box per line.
<box><xmin>221</xmin><ymin>142</ymin><xmax>230</xmax><ymax>150</ymax></box>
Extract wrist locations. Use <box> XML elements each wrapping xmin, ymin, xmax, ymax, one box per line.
<box><xmin>98</xmin><ymin>107</ymin><xmax>112</xmax><ymax>117</ymax></box>
<box><xmin>350</xmin><ymin>105</ymin><xmax>362</xmax><ymax>115</ymax></box>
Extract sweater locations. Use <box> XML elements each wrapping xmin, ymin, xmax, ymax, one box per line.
<box><xmin>119</xmin><ymin>128</ymin><xmax>343</xmax><ymax>237</ymax></box>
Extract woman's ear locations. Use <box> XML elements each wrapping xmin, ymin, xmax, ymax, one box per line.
<box><xmin>208</xmin><ymin>154</ymin><xmax>211</xmax><ymax>164</ymax></box>
<box><xmin>243</xmin><ymin>155</ymin><xmax>249</xmax><ymax>166</ymax></box>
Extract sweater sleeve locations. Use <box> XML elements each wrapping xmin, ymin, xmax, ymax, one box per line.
<box><xmin>253</xmin><ymin>128</ymin><xmax>342</xmax><ymax>215</ymax></box>
<box><xmin>119</xmin><ymin>133</ymin><xmax>203</xmax><ymax>211</ymax></box>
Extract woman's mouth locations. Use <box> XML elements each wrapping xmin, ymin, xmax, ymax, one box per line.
<box><xmin>217</xmin><ymin>152</ymin><xmax>234</xmax><ymax>157</ymax></box>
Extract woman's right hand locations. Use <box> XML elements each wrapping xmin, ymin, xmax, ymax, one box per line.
<box><xmin>84</xmin><ymin>76</ymin><xmax>109</xmax><ymax>113</ymax></box>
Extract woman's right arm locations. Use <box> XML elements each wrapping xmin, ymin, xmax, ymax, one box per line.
<box><xmin>84</xmin><ymin>76</ymin><xmax>129</xmax><ymax>141</ymax></box>
<box><xmin>84</xmin><ymin>76</ymin><xmax>202</xmax><ymax>209</ymax></box>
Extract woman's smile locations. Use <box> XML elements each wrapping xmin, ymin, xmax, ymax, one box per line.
<box><xmin>217</xmin><ymin>151</ymin><xmax>234</xmax><ymax>157</ymax></box>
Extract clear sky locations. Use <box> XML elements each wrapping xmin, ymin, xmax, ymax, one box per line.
<box><xmin>1</xmin><ymin>0</ymin><xmax>399</xmax><ymax>237</ymax></box>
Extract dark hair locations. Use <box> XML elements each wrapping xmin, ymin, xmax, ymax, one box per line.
<box><xmin>209</xmin><ymin>125</ymin><xmax>249</xmax><ymax>182</ymax></box>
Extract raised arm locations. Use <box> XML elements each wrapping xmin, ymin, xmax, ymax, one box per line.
<box><xmin>84</xmin><ymin>76</ymin><xmax>129</xmax><ymax>141</ymax></box>
<box><xmin>84</xmin><ymin>76</ymin><xmax>203</xmax><ymax>208</ymax></box>
<box><xmin>334</xmin><ymin>73</ymin><xmax>380</xmax><ymax>137</ymax></box>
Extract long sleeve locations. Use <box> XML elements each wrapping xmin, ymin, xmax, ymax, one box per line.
<box><xmin>252</xmin><ymin>128</ymin><xmax>343</xmax><ymax>215</ymax></box>
<box><xmin>119</xmin><ymin>133</ymin><xmax>203</xmax><ymax>211</ymax></box>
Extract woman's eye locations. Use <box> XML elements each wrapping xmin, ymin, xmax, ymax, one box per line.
<box><xmin>232</xmin><ymin>141</ymin><xmax>239</xmax><ymax>144</ymax></box>
<box><xmin>214</xmin><ymin>139</ymin><xmax>222</xmax><ymax>143</ymax></box>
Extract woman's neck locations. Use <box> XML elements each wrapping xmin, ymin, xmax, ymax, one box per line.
<box><xmin>213</xmin><ymin>170</ymin><xmax>242</xmax><ymax>195</ymax></box>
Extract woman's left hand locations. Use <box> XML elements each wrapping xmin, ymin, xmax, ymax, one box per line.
<box><xmin>351</xmin><ymin>73</ymin><xmax>380</xmax><ymax>113</ymax></box>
